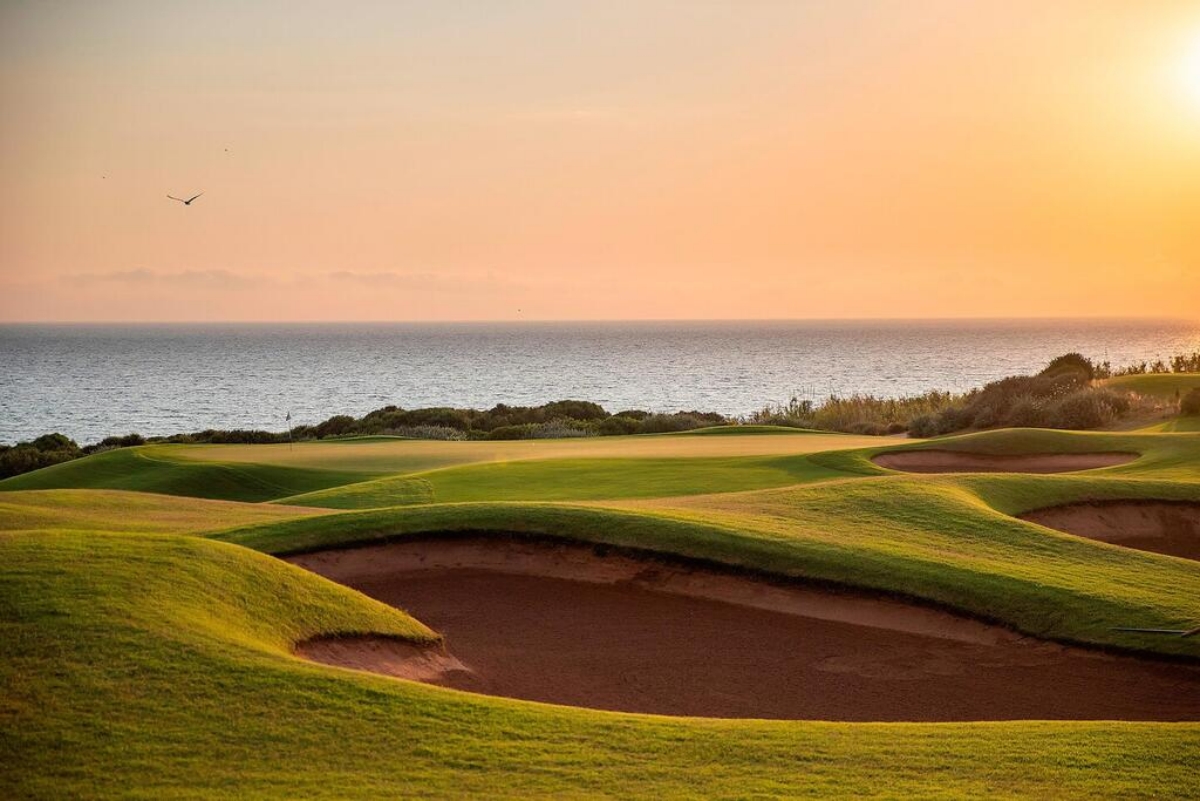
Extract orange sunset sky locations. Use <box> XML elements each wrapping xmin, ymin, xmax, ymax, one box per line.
<box><xmin>1</xmin><ymin>1</ymin><xmax>1198</xmax><ymax>323</ymax></box>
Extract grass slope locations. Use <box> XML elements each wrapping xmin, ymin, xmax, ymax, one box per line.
<box><xmin>276</xmin><ymin>454</ymin><xmax>854</xmax><ymax>508</ymax></box>
<box><xmin>3</xmin><ymin>530</ymin><xmax>1196</xmax><ymax>799</ymax></box>
<box><xmin>0</xmin><ymin>446</ymin><xmax>372</xmax><ymax>502</ymax></box>
<box><xmin>1103</xmin><ymin>372</ymin><xmax>1200</xmax><ymax>399</ymax></box>
<box><xmin>0</xmin><ymin>489</ymin><xmax>326</xmax><ymax>534</ymax></box>
<box><xmin>163</xmin><ymin>429</ymin><xmax>884</xmax><ymax>472</ymax></box>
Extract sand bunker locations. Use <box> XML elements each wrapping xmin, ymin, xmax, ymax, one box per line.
<box><xmin>873</xmin><ymin>450</ymin><xmax>1136</xmax><ymax>474</ymax></box>
<box><xmin>290</xmin><ymin>537</ymin><xmax>1200</xmax><ymax>722</ymax></box>
<box><xmin>1022</xmin><ymin>501</ymin><xmax>1200</xmax><ymax>562</ymax></box>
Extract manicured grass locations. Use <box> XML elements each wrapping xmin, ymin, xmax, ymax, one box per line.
<box><xmin>276</xmin><ymin>454</ymin><xmax>855</xmax><ymax>508</ymax></box>
<box><xmin>1102</xmin><ymin>372</ymin><xmax>1200</xmax><ymax>399</ymax></box>
<box><xmin>0</xmin><ymin>489</ymin><xmax>327</xmax><ymax>534</ymax></box>
<box><xmin>1141</xmin><ymin>416</ymin><xmax>1200</xmax><ymax>433</ymax></box>
<box><xmin>3</xmin><ymin>530</ymin><xmax>1197</xmax><ymax>799</ymax></box>
<box><xmin>0</xmin><ymin>446</ymin><xmax>372</xmax><ymax>502</ymax></box>
<box><xmin>161</xmin><ymin>429</ymin><xmax>885</xmax><ymax>472</ymax></box>
<box><xmin>4</xmin><ymin>426</ymin><xmax>1200</xmax><ymax>797</ymax></box>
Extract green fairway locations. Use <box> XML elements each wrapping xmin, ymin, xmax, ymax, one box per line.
<box><xmin>3</xmin><ymin>427</ymin><xmax>1200</xmax><ymax>798</ymax></box>
<box><xmin>163</xmin><ymin>428</ymin><xmax>884</xmax><ymax>471</ymax></box>
<box><xmin>0</xmin><ymin>446</ymin><xmax>373</xmax><ymax>502</ymax></box>
<box><xmin>276</xmin><ymin>454</ymin><xmax>854</xmax><ymax>508</ymax></box>
<box><xmin>1102</xmin><ymin>372</ymin><xmax>1200</xmax><ymax>399</ymax></box>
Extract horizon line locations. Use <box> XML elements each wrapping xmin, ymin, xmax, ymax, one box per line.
<box><xmin>2</xmin><ymin>315</ymin><xmax>1196</xmax><ymax>326</ymax></box>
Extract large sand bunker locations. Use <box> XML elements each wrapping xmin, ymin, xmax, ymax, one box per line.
<box><xmin>290</xmin><ymin>537</ymin><xmax>1200</xmax><ymax>722</ymax></box>
<box><xmin>1021</xmin><ymin>501</ymin><xmax>1200</xmax><ymax>562</ymax></box>
<box><xmin>873</xmin><ymin>450</ymin><xmax>1136</xmax><ymax>474</ymax></box>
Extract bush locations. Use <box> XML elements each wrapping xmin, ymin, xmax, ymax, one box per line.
<box><xmin>313</xmin><ymin>415</ymin><xmax>357</xmax><ymax>438</ymax></box>
<box><xmin>0</xmin><ymin>433</ymin><xmax>82</xmax><ymax>479</ymax></box>
<box><xmin>1047</xmin><ymin>390</ymin><xmax>1111</xmax><ymax>430</ymax></box>
<box><xmin>598</xmin><ymin>415</ymin><xmax>642</xmax><ymax>436</ymax></box>
<box><xmin>907</xmin><ymin>414</ymin><xmax>941</xmax><ymax>438</ymax></box>
<box><xmin>383</xmin><ymin>425</ymin><xmax>468</xmax><ymax>441</ymax></box>
<box><xmin>1003</xmin><ymin>395</ymin><xmax>1044</xmax><ymax>428</ymax></box>
<box><xmin>1040</xmin><ymin>352</ymin><xmax>1095</xmax><ymax>382</ymax></box>
<box><xmin>1182</xmin><ymin>388</ymin><xmax>1200</xmax><ymax>416</ymax></box>
<box><xmin>638</xmin><ymin>413</ymin><xmax>712</xmax><ymax>434</ymax></box>
<box><xmin>540</xmin><ymin>400</ymin><xmax>609</xmax><ymax>421</ymax></box>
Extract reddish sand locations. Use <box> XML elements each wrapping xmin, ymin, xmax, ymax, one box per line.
<box><xmin>289</xmin><ymin>538</ymin><xmax>1200</xmax><ymax>722</ymax></box>
<box><xmin>873</xmin><ymin>450</ymin><xmax>1136</xmax><ymax>474</ymax></box>
<box><xmin>1022</xmin><ymin>501</ymin><xmax>1200</xmax><ymax>562</ymax></box>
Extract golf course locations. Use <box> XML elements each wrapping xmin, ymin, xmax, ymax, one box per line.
<box><xmin>3</xmin><ymin>418</ymin><xmax>1199</xmax><ymax>798</ymax></box>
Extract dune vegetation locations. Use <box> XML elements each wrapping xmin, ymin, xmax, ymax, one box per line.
<box><xmin>2</xmin><ymin>424</ymin><xmax>1199</xmax><ymax>798</ymax></box>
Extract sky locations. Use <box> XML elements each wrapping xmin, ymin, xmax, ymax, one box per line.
<box><xmin>1</xmin><ymin>1</ymin><xmax>1198</xmax><ymax>322</ymax></box>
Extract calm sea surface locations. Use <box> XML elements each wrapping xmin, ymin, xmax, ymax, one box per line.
<box><xmin>2</xmin><ymin>319</ymin><xmax>1198</xmax><ymax>444</ymax></box>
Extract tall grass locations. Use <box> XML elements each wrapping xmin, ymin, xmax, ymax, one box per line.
<box><xmin>750</xmin><ymin>392</ymin><xmax>961</xmax><ymax>435</ymax></box>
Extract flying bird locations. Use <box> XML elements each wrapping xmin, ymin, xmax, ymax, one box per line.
<box><xmin>167</xmin><ymin>192</ymin><xmax>203</xmax><ymax>205</ymax></box>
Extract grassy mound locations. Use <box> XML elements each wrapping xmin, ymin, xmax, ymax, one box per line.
<box><xmin>0</xmin><ymin>488</ymin><xmax>326</xmax><ymax>534</ymax></box>
<box><xmin>0</xmin><ymin>446</ymin><xmax>373</xmax><ymax>502</ymax></box>
<box><xmin>4</xmin><ymin>528</ymin><xmax>1198</xmax><ymax>799</ymax></box>
<box><xmin>276</xmin><ymin>454</ymin><xmax>854</xmax><ymax>508</ymax></box>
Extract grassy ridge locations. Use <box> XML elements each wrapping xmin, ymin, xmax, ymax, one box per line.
<box><xmin>0</xmin><ymin>446</ymin><xmax>374</xmax><ymax>502</ymax></box>
<box><xmin>276</xmin><ymin>454</ymin><xmax>854</xmax><ymax>508</ymax></box>
<box><xmin>161</xmin><ymin>429</ymin><xmax>883</xmax><ymax>471</ymax></box>
<box><xmin>3</xmin><ymin>529</ymin><xmax>1197</xmax><ymax>799</ymax></box>
<box><xmin>0</xmin><ymin>488</ymin><xmax>326</xmax><ymax>534</ymax></box>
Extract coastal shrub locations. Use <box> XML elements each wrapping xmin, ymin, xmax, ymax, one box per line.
<box><xmin>541</xmin><ymin>400</ymin><xmax>608</xmax><ymax>421</ymax></box>
<box><xmin>844</xmin><ymin>421</ymin><xmax>888</xmax><ymax>436</ymax></box>
<box><xmin>598</xmin><ymin>415</ymin><xmax>642</xmax><ymax>436</ymax></box>
<box><xmin>383</xmin><ymin>425</ymin><xmax>468</xmax><ymax>441</ymax></box>
<box><xmin>1047</xmin><ymin>390</ymin><xmax>1110</xmax><ymax>430</ymax></box>
<box><xmin>485</xmin><ymin>424</ymin><xmax>537</xmax><ymax>440</ymax></box>
<box><xmin>1040</xmin><ymin>352</ymin><xmax>1095</xmax><ymax>382</ymax></box>
<box><xmin>638</xmin><ymin>413</ymin><xmax>713</xmax><ymax>434</ymax></box>
<box><xmin>528</xmin><ymin>420</ymin><xmax>596</xmax><ymax>438</ymax></box>
<box><xmin>0</xmin><ymin>433</ymin><xmax>82</xmax><ymax>479</ymax></box>
<box><xmin>313</xmin><ymin>415</ymin><xmax>357</xmax><ymax>438</ymax></box>
<box><xmin>905</xmin><ymin>355</ymin><xmax>1150</xmax><ymax>435</ymax></box>
<box><xmin>907</xmin><ymin>414</ymin><xmax>937</xmax><ymax>438</ymax></box>
<box><xmin>1002</xmin><ymin>395</ymin><xmax>1044</xmax><ymax>428</ymax></box>
<box><xmin>1182</xmin><ymin>388</ymin><xmax>1200</xmax><ymax>416</ymax></box>
<box><xmin>752</xmin><ymin>391</ymin><xmax>960</xmax><ymax>435</ymax></box>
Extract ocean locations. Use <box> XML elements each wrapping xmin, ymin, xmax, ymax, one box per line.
<box><xmin>2</xmin><ymin>319</ymin><xmax>1197</xmax><ymax>444</ymax></box>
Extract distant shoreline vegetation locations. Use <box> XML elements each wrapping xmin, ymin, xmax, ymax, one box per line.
<box><xmin>2</xmin><ymin>352</ymin><xmax>1198</xmax><ymax>480</ymax></box>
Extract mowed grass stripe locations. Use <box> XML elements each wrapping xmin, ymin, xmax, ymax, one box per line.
<box><xmin>275</xmin><ymin>454</ymin><xmax>856</xmax><ymax>508</ymax></box>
